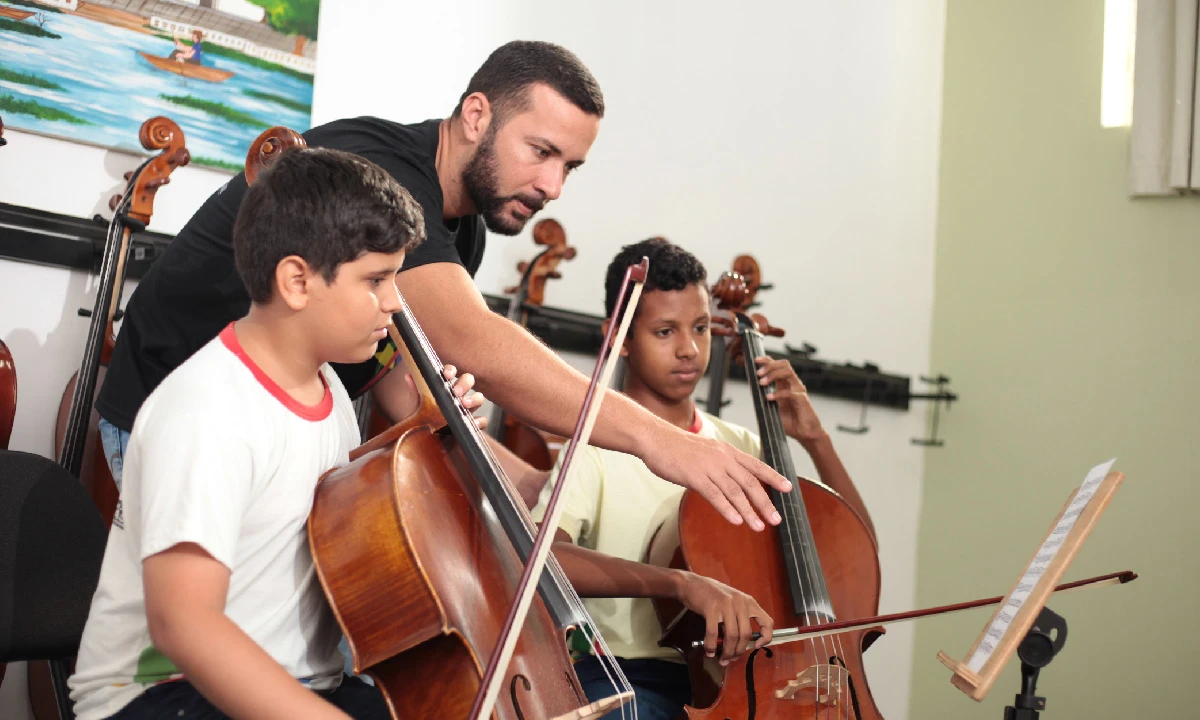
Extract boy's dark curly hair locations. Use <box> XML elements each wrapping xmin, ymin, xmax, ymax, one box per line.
<box><xmin>604</xmin><ymin>237</ymin><xmax>708</xmax><ymax>318</ymax></box>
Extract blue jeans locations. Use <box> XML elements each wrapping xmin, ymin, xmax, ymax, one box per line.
<box><xmin>574</xmin><ymin>655</ymin><xmax>691</xmax><ymax>720</ymax></box>
<box><xmin>98</xmin><ymin>417</ymin><xmax>130</xmax><ymax>491</ymax></box>
<box><xmin>107</xmin><ymin>674</ymin><xmax>388</xmax><ymax>719</ymax></box>
<box><xmin>100</xmin><ymin>417</ymin><xmax>370</xmax><ymax>684</ymax></box>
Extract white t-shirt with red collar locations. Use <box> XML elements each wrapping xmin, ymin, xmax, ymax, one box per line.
<box><xmin>69</xmin><ymin>324</ymin><xmax>360</xmax><ymax>720</ymax></box>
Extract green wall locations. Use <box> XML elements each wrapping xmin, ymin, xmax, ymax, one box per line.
<box><xmin>910</xmin><ymin>1</ymin><xmax>1200</xmax><ymax>718</ymax></box>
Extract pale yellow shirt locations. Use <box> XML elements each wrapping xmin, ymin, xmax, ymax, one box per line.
<box><xmin>532</xmin><ymin>410</ymin><xmax>761</xmax><ymax>662</ymax></box>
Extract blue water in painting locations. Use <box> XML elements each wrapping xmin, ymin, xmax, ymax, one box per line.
<box><xmin>0</xmin><ymin>7</ymin><xmax>313</xmax><ymax>170</ymax></box>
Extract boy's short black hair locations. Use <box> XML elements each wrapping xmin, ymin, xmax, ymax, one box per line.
<box><xmin>233</xmin><ymin>148</ymin><xmax>425</xmax><ymax>303</ymax></box>
<box><xmin>453</xmin><ymin>40</ymin><xmax>604</xmax><ymax>124</ymax></box>
<box><xmin>604</xmin><ymin>237</ymin><xmax>708</xmax><ymax>318</ymax></box>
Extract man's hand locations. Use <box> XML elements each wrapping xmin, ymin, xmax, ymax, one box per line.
<box><xmin>755</xmin><ymin>356</ymin><xmax>826</xmax><ymax>443</ymax></box>
<box><xmin>640</xmin><ymin>430</ymin><xmax>790</xmax><ymax>531</ymax></box>
<box><xmin>672</xmin><ymin>571</ymin><xmax>774</xmax><ymax>665</ymax></box>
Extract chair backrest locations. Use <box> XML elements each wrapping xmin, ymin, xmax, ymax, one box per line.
<box><xmin>0</xmin><ymin>450</ymin><xmax>106</xmax><ymax>661</ymax></box>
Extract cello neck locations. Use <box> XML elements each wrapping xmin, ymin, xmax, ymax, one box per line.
<box><xmin>735</xmin><ymin>314</ymin><xmax>835</xmax><ymax>620</ymax></box>
<box><xmin>59</xmin><ymin>169</ymin><xmax>147</xmax><ymax>478</ymax></box>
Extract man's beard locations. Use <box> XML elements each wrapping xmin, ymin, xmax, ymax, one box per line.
<box><xmin>462</xmin><ymin>126</ymin><xmax>545</xmax><ymax>236</ymax></box>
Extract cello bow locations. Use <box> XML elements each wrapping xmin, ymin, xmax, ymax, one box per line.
<box><xmin>470</xmin><ymin>256</ymin><xmax>649</xmax><ymax>720</ymax></box>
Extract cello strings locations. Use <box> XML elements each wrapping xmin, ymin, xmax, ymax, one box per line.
<box><xmin>397</xmin><ymin>294</ymin><xmax>638</xmax><ymax>719</ymax></box>
<box><xmin>749</xmin><ymin>324</ymin><xmax>842</xmax><ymax>717</ymax></box>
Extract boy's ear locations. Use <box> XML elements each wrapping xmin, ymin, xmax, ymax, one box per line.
<box><xmin>600</xmin><ymin>318</ymin><xmax>630</xmax><ymax>358</ymax></box>
<box><xmin>274</xmin><ymin>255</ymin><xmax>313</xmax><ymax>311</ymax></box>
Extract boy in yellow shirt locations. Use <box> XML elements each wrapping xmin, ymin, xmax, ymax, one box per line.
<box><xmin>534</xmin><ymin>237</ymin><xmax>875</xmax><ymax>720</ymax></box>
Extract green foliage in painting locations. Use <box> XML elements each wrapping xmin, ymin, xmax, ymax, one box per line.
<box><xmin>160</xmin><ymin>94</ymin><xmax>268</xmax><ymax>128</ymax></box>
<box><xmin>243</xmin><ymin>0</ymin><xmax>319</xmax><ymax>40</ymax></box>
<box><xmin>0</xmin><ymin>67</ymin><xmax>62</xmax><ymax>90</ymax></box>
<box><xmin>0</xmin><ymin>94</ymin><xmax>90</xmax><ymax>124</ymax></box>
<box><xmin>0</xmin><ymin>16</ymin><xmax>61</xmax><ymax>38</ymax></box>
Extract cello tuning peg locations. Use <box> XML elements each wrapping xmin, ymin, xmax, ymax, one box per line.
<box><xmin>562</xmin><ymin>247</ymin><xmax>578</xmax><ymax>260</ymax></box>
<box><xmin>516</xmin><ymin>261</ymin><xmax>529</xmax><ymax>273</ymax></box>
<box><xmin>108</xmin><ymin>194</ymin><xmax>123</xmax><ymax>211</ymax></box>
<box><xmin>123</xmin><ymin>170</ymin><xmax>133</xmax><ymax>181</ymax></box>
<box><xmin>548</xmin><ymin>271</ymin><xmax>562</xmax><ymax>279</ymax></box>
<box><xmin>503</xmin><ymin>285</ymin><xmax>518</xmax><ymax>294</ymax></box>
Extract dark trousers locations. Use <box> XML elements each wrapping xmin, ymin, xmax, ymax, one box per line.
<box><xmin>574</xmin><ymin>655</ymin><xmax>692</xmax><ymax>720</ymax></box>
<box><xmin>107</xmin><ymin>674</ymin><xmax>389</xmax><ymax>720</ymax></box>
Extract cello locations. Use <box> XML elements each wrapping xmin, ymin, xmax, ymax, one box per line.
<box><xmin>648</xmin><ymin>275</ymin><xmax>884</xmax><ymax>720</ymax></box>
<box><xmin>487</xmin><ymin>217</ymin><xmax>576</xmax><ymax>470</ymax></box>
<box><xmin>31</xmin><ymin>116</ymin><xmax>188</xmax><ymax>720</ymax></box>
<box><xmin>235</xmin><ymin>126</ymin><xmax>634</xmax><ymax>719</ymax></box>
<box><xmin>52</xmin><ymin>116</ymin><xmax>189</xmax><ymax>524</ymax></box>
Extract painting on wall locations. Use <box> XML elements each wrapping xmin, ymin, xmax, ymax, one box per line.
<box><xmin>0</xmin><ymin>0</ymin><xmax>319</xmax><ymax>173</ymax></box>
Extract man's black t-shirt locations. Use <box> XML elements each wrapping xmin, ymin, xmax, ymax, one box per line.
<box><xmin>95</xmin><ymin>117</ymin><xmax>486</xmax><ymax>432</ymax></box>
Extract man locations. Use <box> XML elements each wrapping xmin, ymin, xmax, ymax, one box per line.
<box><xmin>96</xmin><ymin>40</ymin><xmax>790</xmax><ymax>530</ymax></box>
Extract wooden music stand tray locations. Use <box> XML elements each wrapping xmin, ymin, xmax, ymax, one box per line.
<box><xmin>936</xmin><ymin>459</ymin><xmax>1125</xmax><ymax>702</ymax></box>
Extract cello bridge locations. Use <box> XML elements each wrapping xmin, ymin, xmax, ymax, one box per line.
<box><xmin>774</xmin><ymin>664</ymin><xmax>850</xmax><ymax>706</ymax></box>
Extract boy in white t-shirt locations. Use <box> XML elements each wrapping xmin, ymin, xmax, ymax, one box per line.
<box><xmin>533</xmin><ymin>238</ymin><xmax>877</xmax><ymax>720</ymax></box>
<box><xmin>68</xmin><ymin>148</ymin><xmax>483</xmax><ymax>720</ymax></box>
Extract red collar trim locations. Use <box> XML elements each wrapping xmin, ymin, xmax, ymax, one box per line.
<box><xmin>219</xmin><ymin>323</ymin><xmax>333</xmax><ymax>422</ymax></box>
<box><xmin>686</xmin><ymin>406</ymin><xmax>703</xmax><ymax>434</ymax></box>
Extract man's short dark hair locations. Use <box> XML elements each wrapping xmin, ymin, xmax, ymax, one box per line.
<box><xmin>453</xmin><ymin>40</ymin><xmax>604</xmax><ymax>123</ymax></box>
<box><xmin>605</xmin><ymin>237</ymin><xmax>708</xmax><ymax>318</ymax></box>
<box><xmin>233</xmin><ymin>148</ymin><xmax>425</xmax><ymax>303</ymax></box>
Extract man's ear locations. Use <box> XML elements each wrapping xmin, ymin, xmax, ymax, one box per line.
<box><xmin>274</xmin><ymin>255</ymin><xmax>314</xmax><ymax>311</ymax></box>
<box><xmin>458</xmin><ymin>92</ymin><xmax>493</xmax><ymax>144</ymax></box>
<box><xmin>601</xmin><ymin>317</ymin><xmax>631</xmax><ymax>358</ymax></box>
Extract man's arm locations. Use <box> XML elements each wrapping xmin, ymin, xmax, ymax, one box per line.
<box><xmin>548</xmin><ymin>530</ymin><xmax>773</xmax><ymax>664</ymax></box>
<box><xmin>143</xmin><ymin>544</ymin><xmax>349</xmax><ymax>720</ymax></box>
<box><xmin>755</xmin><ymin>357</ymin><xmax>877</xmax><ymax>542</ymax></box>
<box><xmin>397</xmin><ymin>263</ymin><xmax>791</xmax><ymax>531</ymax></box>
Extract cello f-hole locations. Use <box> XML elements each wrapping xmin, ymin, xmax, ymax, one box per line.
<box><xmin>725</xmin><ymin>645</ymin><xmax>773</xmax><ymax>720</ymax></box>
<box><xmin>509</xmin><ymin>673</ymin><xmax>532</xmax><ymax>720</ymax></box>
<box><xmin>831</xmin><ymin>655</ymin><xmax>862</xmax><ymax>720</ymax></box>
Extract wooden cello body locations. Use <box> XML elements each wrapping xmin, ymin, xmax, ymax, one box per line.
<box><xmin>649</xmin><ymin>286</ymin><xmax>884</xmax><ymax>720</ymax></box>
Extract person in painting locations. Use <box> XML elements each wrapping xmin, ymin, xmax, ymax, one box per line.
<box><xmin>170</xmin><ymin>29</ymin><xmax>204</xmax><ymax>65</ymax></box>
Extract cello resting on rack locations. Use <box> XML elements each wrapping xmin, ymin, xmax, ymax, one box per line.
<box><xmin>487</xmin><ymin>217</ymin><xmax>577</xmax><ymax>471</ymax></box>
<box><xmin>647</xmin><ymin>273</ymin><xmax>885</xmax><ymax>720</ymax></box>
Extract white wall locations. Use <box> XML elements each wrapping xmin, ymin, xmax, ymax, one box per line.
<box><xmin>0</xmin><ymin>1</ymin><xmax>945</xmax><ymax>718</ymax></box>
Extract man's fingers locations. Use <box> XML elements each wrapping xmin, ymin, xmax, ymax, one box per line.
<box><xmin>740</xmin><ymin>451</ymin><xmax>792</xmax><ymax>494</ymax></box>
<box><xmin>710</xmin><ymin>470</ymin><xmax>765</xmax><ymax>531</ymax></box>
<box><xmin>725</xmin><ymin>458</ymin><xmax>781</xmax><ymax>528</ymax></box>
<box><xmin>695</xmin><ymin>478</ymin><xmax>744</xmax><ymax>528</ymax></box>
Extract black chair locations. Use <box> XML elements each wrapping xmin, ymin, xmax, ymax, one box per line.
<box><xmin>0</xmin><ymin>450</ymin><xmax>107</xmax><ymax>720</ymax></box>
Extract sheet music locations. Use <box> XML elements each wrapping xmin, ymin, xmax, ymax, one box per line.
<box><xmin>965</xmin><ymin>458</ymin><xmax>1116</xmax><ymax>673</ymax></box>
